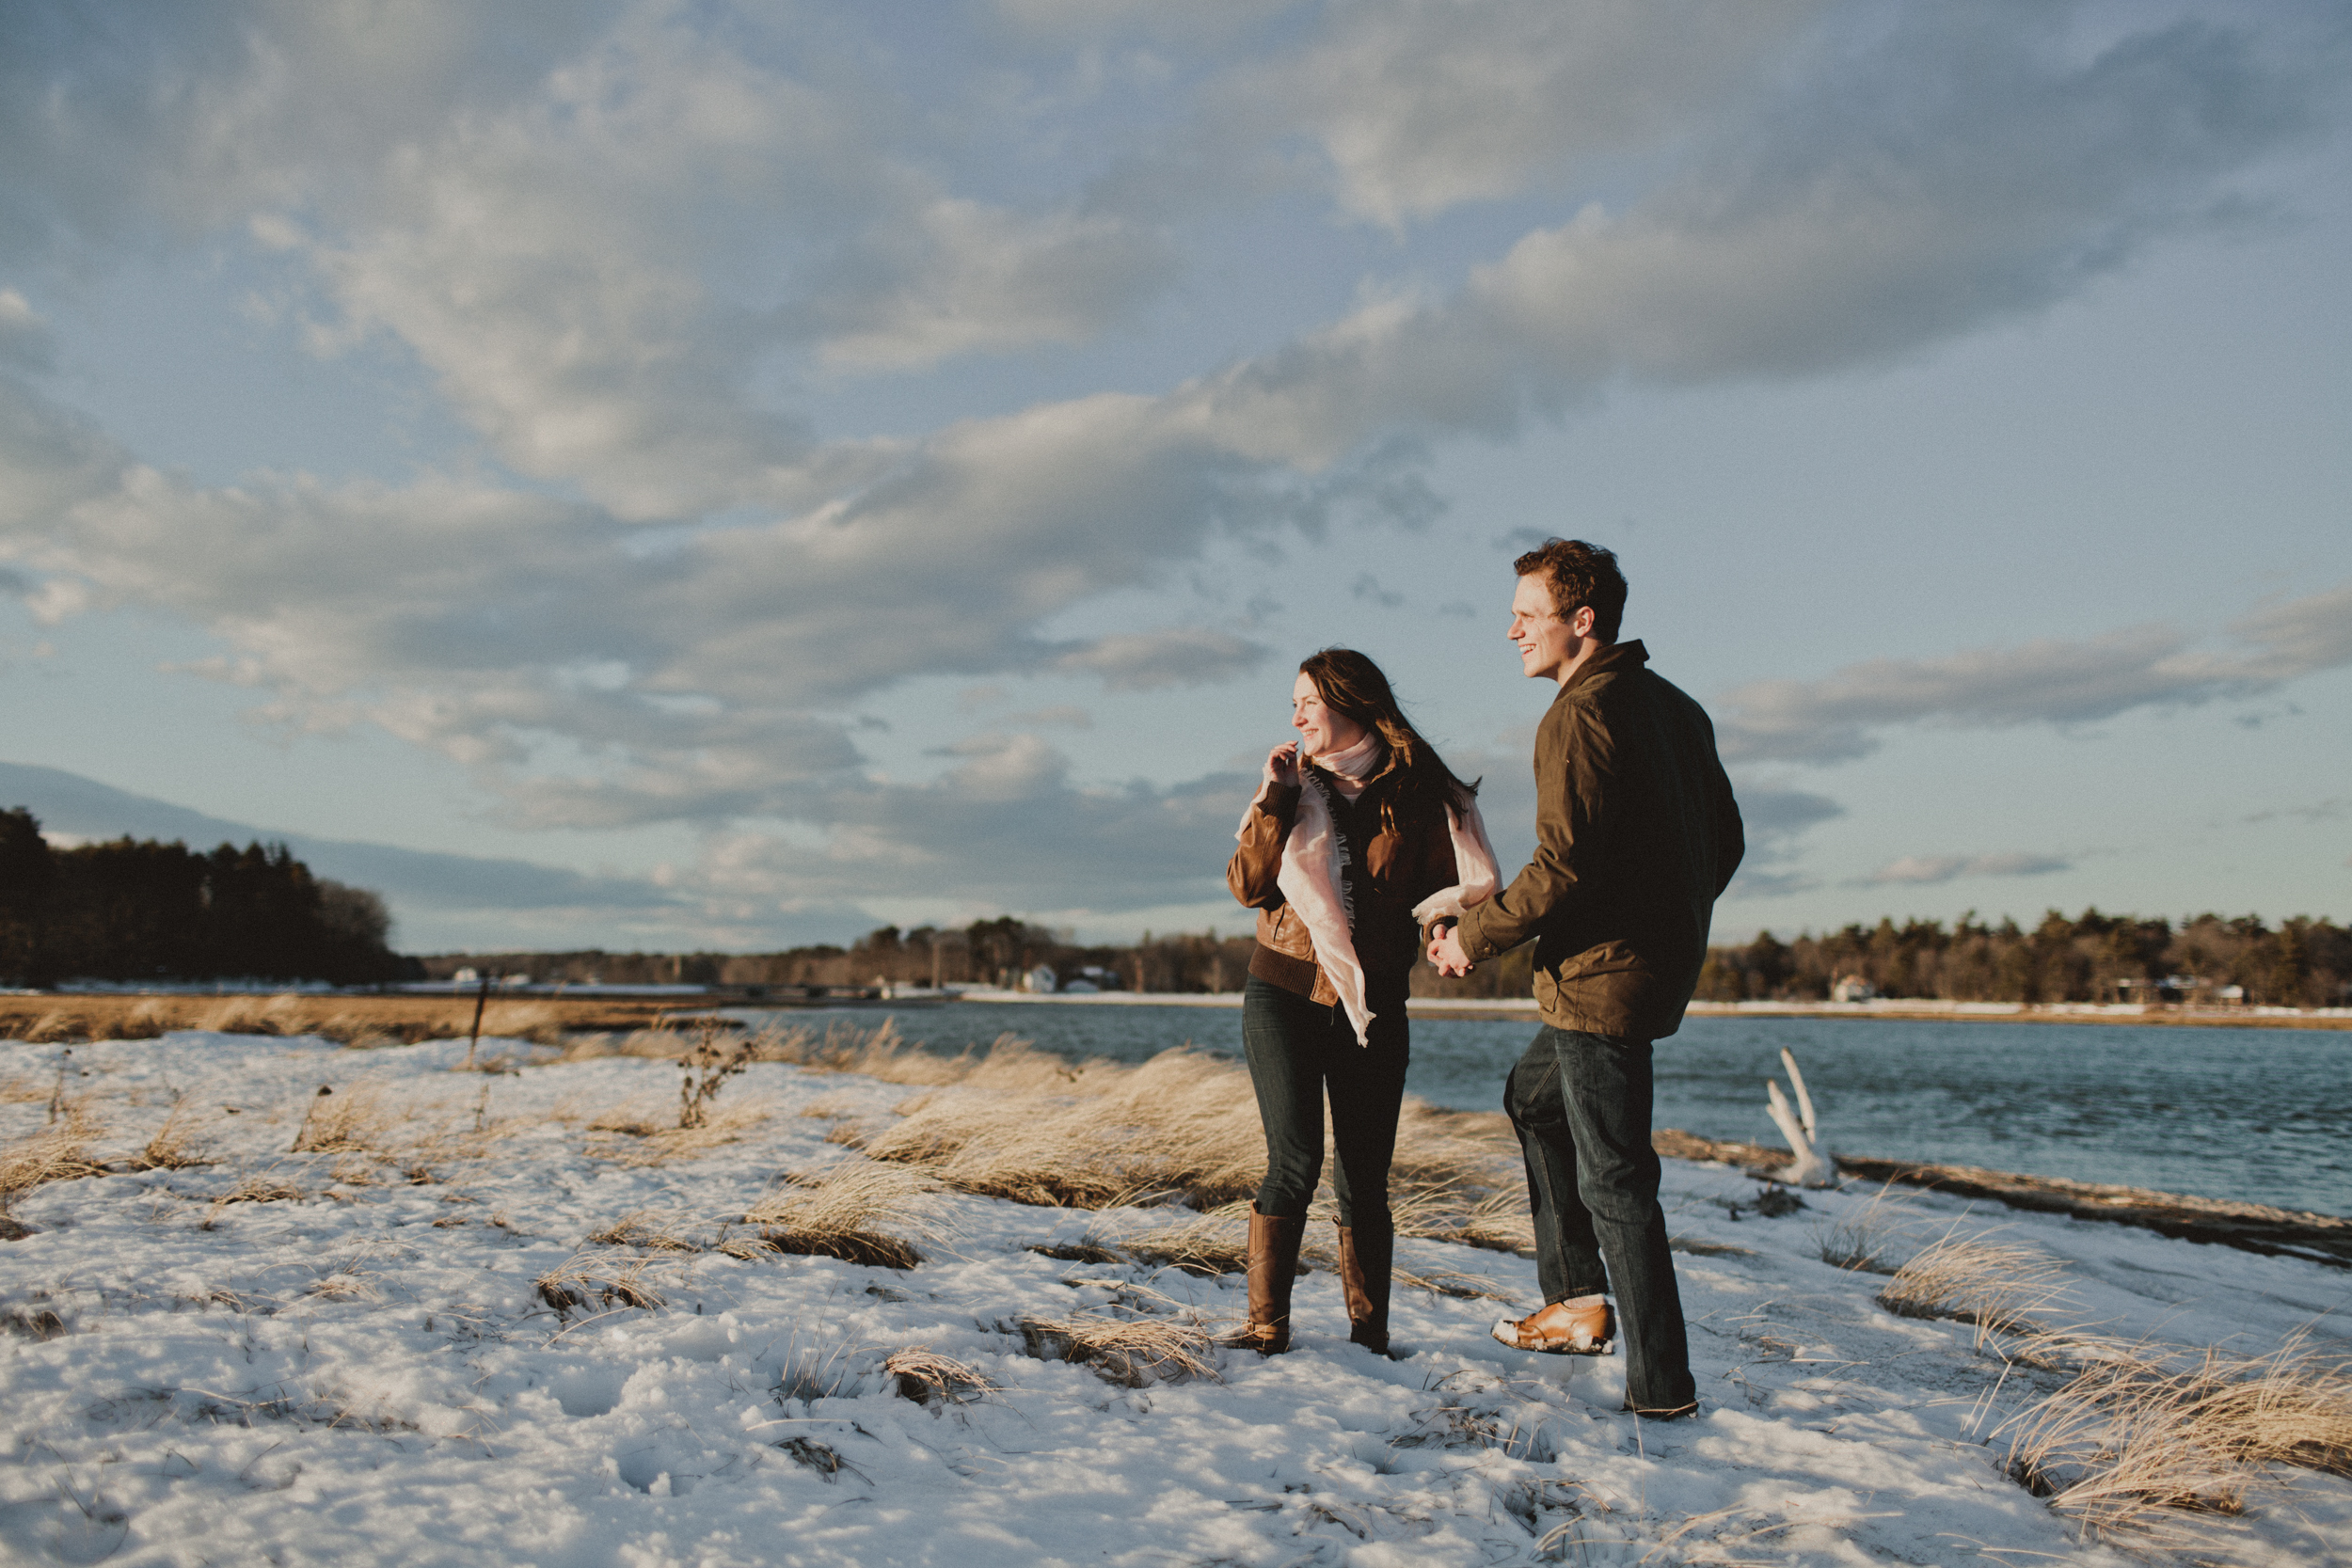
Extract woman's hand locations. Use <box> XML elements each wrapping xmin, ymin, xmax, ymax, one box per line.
<box><xmin>1263</xmin><ymin>740</ymin><xmax>1301</xmax><ymax>787</ymax></box>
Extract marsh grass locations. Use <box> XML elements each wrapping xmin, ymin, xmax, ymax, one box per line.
<box><xmin>1876</xmin><ymin>1224</ymin><xmax>2074</xmax><ymax>1346</ymax></box>
<box><xmin>2001</xmin><ymin>1328</ymin><xmax>2352</xmax><ymax>1538</ymax></box>
<box><xmin>1816</xmin><ymin>1181</ymin><xmax>1919</xmax><ymax>1275</ymax></box>
<box><xmin>0</xmin><ymin>1074</ymin><xmax>50</xmax><ymax>1104</ymax></box>
<box><xmin>883</xmin><ymin>1348</ymin><xmax>997</xmax><ymax>1405</ymax></box>
<box><xmin>534</xmin><ymin>1250</ymin><xmax>666</xmax><ymax>1318</ymax></box>
<box><xmin>199</xmin><ymin>1168</ymin><xmax>308</xmax><ymax>1227</ymax></box>
<box><xmin>583</xmin><ymin>1101</ymin><xmax>770</xmax><ymax>1166</ymax></box>
<box><xmin>586</xmin><ymin>1210</ymin><xmax>706</xmax><ymax>1253</ymax></box>
<box><xmin>132</xmin><ymin>1101</ymin><xmax>211</xmax><ymax>1170</ymax></box>
<box><xmin>290</xmin><ymin>1081</ymin><xmax>397</xmax><ymax>1154</ymax></box>
<box><xmin>1015</xmin><ymin>1312</ymin><xmax>1219</xmax><ymax>1387</ymax></box>
<box><xmin>772</xmin><ymin>1334</ymin><xmax>865</xmax><ymax>1405</ymax></box>
<box><xmin>1113</xmin><ymin>1202</ymin><xmax>1260</xmax><ymax>1277</ymax></box>
<box><xmin>744</xmin><ymin>1160</ymin><xmax>937</xmax><ymax>1269</ymax></box>
<box><xmin>1394</xmin><ymin>1266</ymin><xmax>1519</xmax><ymax>1304</ymax></box>
<box><xmin>0</xmin><ymin>1113</ymin><xmax>109</xmax><ymax>1206</ymax></box>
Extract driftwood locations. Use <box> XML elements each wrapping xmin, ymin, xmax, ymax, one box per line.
<box><xmin>1651</xmin><ymin>1128</ymin><xmax>2352</xmax><ymax>1270</ymax></box>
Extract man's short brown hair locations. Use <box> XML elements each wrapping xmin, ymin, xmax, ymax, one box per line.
<box><xmin>1513</xmin><ymin>538</ymin><xmax>1627</xmax><ymax>642</ymax></box>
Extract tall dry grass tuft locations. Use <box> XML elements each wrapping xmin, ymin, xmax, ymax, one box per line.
<box><xmin>199</xmin><ymin>1168</ymin><xmax>307</xmax><ymax>1227</ymax></box>
<box><xmin>0</xmin><ymin>1118</ymin><xmax>109</xmax><ymax>1207</ymax></box>
<box><xmin>583</xmin><ymin>1098</ymin><xmax>770</xmax><ymax>1166</ymax></box>
<box><xmin>535</xmin><ymin>1251</ymin><xmax>666</xmax><ymax>1319</ymax></box>
<box><xmin>857</xmin><ymin>1049</ymin><xmax>1266</xmax><ymax>1208</ymax></box>
<box><xmin>883</xmin><ymin>1348</ymin><xmax>997</xmax><ymax>1405</ymax></box>
<box><xmin>1816</xmin><ymin>1181</ymin><xmax>1918</xmax><ymax>1275</ymax></box>
<box><xmin>1016</xmin><ymin>1312</ymin><xmax>1219</xmax><ymax>1387</ymax></box>
<box><xmin>2004</xmin><ymin>1327</ymin><xmax>2352</xmax><ymax>1538</ymax></box>
<box><xmin>586</xmin><ymin>1211</ymin><xmax>705</xmax><ymax>1253</ymax></box>
<box><xmin>1113</xmin><ymin>1202</ymin><xmax>1262</xmax><ymax>1277</ymax></box>
<box><xmin>290</xmin><ymin>1082</ymin><xmax>397</xmax><ymax>1153</ymax></box>
<box><xmin>189</xmin><ymin>992</ymin><xmax>312</xmax><ymax>1037</ymax></box>
<box><xmin>1876</xmin><ymin>1225</ymin><xmax>2074</xmax><ymax>1347</ymax></box>
<box><xmin>744</xmin><ymin>1160</ymin><xmax>939</xmax><ymax>1269</ymax></box>
<box><xmin>132</xmin><ymin>1101</ymin><xmax>211</xmax><ymax>1170</ymax></box>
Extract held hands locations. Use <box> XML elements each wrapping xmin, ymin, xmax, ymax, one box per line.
<box><xmin>1426</xmin><ymin>920</ymin><xmax>1473</xmax><ymax>977</ymax></box>
<box><xmin>1263</xmin><ymin>740</ymin><xmax>1302</xmax><ymax>787</ymax></box>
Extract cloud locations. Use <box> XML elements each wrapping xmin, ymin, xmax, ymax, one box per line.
<box><xmin>1715</xmin><ymin>580</ymin><xmax>2352</xmax><ymax>764</ymax></box>
<box><xmin>1008</xmin><ymin>705</ymin><xmax>1093</xmax><ymax>730</ymax></box>
<box><xmin>2244</xmin><ymin>797</ymin><xmax>2347</xmax><ymax>825</ymax></box>
<box><xmin>1052</xmin><ymin>628</ymin><xmax>1266</xmax><ymax>690</ymax></box>
<box><xmin>1720</xmin><ymin>784</ymin><xmax>1843</xmax><ymax>900</ymax></box>
<box><xmin>1240</xmin><ymin>0</ymin><xmax>1826</xmax><ymax>229</ymax></box>
<box><xmin>1859</xmin><ymin>851</ymin><xmax>2072</xmax><ymax>887</ymax></box>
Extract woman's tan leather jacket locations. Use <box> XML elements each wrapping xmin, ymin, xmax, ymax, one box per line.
<box><xmin>1227</xmin><ymin>759</ymin><xmax>1463</xmax><ymax>1006</ymax></box>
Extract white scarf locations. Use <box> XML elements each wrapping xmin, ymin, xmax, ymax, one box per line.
<box><xmin>1236</xmin><ymin>736</ymin><xmax>1501</xmax><ymax>1046</ymax></box>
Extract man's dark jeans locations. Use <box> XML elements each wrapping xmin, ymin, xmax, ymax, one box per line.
<box><xmin>1242</xmin><ymin>975</ymin><xmax>1409</xmax><ymax>1225</ymax></box>
<box><xmin>1505</xmin><ymin>1025</ymin><xmax>1695</xmax><ymax>1412</ymax></box>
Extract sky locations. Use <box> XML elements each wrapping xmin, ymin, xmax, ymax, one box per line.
<box><xmin>2</xmin><ymin>0</ymin><xmax>2348</xmax><ymax>956</ymax></box>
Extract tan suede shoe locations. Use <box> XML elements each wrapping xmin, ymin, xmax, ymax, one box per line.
<box><xmin>1490</xmin><ymin>1298</ymin><xmax>1614</xmax><ymax>1354</ymax></box>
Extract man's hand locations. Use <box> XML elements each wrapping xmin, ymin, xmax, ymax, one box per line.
<box><xmin>1263</xmin><ymin>741</ymin><xmax>1301</xmax><ymax>787</ymax></box>
<box><xmin>1426</xmin><ymin>922</ymin><xmax>1472</xmax><ymax>977</ymax></box>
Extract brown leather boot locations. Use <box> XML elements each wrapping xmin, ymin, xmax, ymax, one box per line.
<box><xmin>1241</xmin><ymin>1205</ymin><xmax>1303</xmax><ymax>1354</ymax></box>
<box><xmin>1490</xmin><ymin>1296</ymin><xmax>1615</xmax><ymax>1354</ymax></box>
<box><xmin>1336</xmin><ymin>1219</ymin><xmax>1392</xmax><ymax>1355</ymax></box>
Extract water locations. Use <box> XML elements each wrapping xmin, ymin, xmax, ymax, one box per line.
<box><xmin>733</xmin><ymin>1001</ymin><xmax>2352</xmax><ymax>1219</ymax></box>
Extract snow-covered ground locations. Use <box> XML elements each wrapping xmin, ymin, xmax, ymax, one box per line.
<box><xmin>3</xmin><ymin>1032</ymin><xmax>2347</xmax><ymax>1567</ymax></box>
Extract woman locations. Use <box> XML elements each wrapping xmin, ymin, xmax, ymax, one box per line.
<box><xmin>1227</xmin><ymin>647</ymin><xmax>1497</xmax><ymax>1354</ymax></box>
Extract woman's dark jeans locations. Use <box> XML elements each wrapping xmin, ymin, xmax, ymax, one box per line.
<box><xmin>1506</xmin><ymin>1026</ymin><xmax>1695</xmax><ymax>1412</ymax></box>
<box><xmin>1242</xmin><ymin>975</ymin><xmax>1409</xmax><ymax>1226</ymax></box>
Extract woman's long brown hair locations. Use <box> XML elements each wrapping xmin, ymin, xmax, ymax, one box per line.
<box><xmin>1298</xmin><ymin>647</ymin><xmax>1476</xmax><ymax>826</ymax></box>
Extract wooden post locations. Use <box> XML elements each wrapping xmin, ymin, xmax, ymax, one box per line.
<box><xmin>465</xmin><ymin>974</ymin><xmax>490</xmax><ymax>1070</ymax></box>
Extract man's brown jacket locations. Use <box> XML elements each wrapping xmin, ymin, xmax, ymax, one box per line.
<box><xmin>1455</xmin><ymin>640</ymin><xmax>1743</xmax><ymax>1039</ymax></box>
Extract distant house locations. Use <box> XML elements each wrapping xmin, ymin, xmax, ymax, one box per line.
<box><xmin>1022</xmin><ymin>964</ymin><xmax>1057</xmax><ymax>993</ymax></box>
<box><xmin>1830</xmin><ymin>974</ymin><xmax>1877</xmax><ymax>1003</ymax></box>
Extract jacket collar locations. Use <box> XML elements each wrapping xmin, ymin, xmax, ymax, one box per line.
<box><xmin>1555</xmin><ymin>638</ymin><xmax>1648</xmax><ymax>702</ymax></box>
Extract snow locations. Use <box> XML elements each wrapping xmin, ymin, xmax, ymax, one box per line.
<box><xmin>4</xmin><ymin>1032</ymin><xmax>2348</xmax><ymax>1567</ymax></box>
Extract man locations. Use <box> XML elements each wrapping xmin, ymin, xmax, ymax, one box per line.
<box><xmin>1427</xmin><ymin>538</ymin><xmax>1742</xmax><ymax>1419</ymax></box>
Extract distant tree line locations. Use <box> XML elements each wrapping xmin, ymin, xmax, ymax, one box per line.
<box><xmin>418</xmin><ymin>917</ymin><xmax>1248</xmax><ymax>993</ymax></box>
<box><xmin>0</xmin><ymin>808</ymin><xmax>408</xmax><ymax>987</ymax></box>
<box><xmin>421</xmin><ymin>906</ymin><xmax>2352</xmax><ymax>1011</ymax></box>
<box><xmin>1695</xmin><ymin>910</ymin><xmax>2352</xmax><ymax>1008</ymax></box>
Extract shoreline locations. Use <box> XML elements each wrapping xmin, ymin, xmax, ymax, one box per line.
<box><xmin>1642</xmin><ymin>1126</ymin><xmax>2352</xmax><ymax>1268</ymax></box>
<box><xmin>952</xmin><ymin>988</ymin><xmax>2352</xmax><ymax>1031</ymax></box>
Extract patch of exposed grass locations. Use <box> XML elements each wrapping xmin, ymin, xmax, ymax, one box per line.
<box><xmin>1876</xmin><ymin>1225</ymin><xmax>2073</xmax><ymax>1346</ymax></box>
<box><xmin>290</xmin><ymin>1081</ymin><xmax>396</xmax><ymax>1154</ymax></box>
<box><xmin>534</xmin><ymin>1251</ymin><xmax>666</xmax><ymax>1319</ymax></box>
<box><xmin>586</xmin><ymin>1211</ymin><xmax>705</xmax><ymax>1253</ymax></box>
<box><xmin>744</xmin><ymin>1161</ymin><xmax>937</xmax><ymax>1269</ymax></box>
<box><xmin>884</xmin><ymin>1348</ymin><xmax>997</xmax><ymax>1405</ymax></box>
<box><xmin>0</xmin><ymin>1118</ymin><xmax>109</xmax><ymax>1206</ymax></box>
<box><xmin>1015</xmin><ymin>1312</ymin><xmax>1219</xmax><ymax>1387</ymax></box>
<box><xmin>131</xmin><ymin>1101</ymin><xmax>212</xmax><ymax>1171</ymax></box>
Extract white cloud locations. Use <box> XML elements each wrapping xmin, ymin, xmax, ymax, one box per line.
<box><xmin>1716</xmin><ymin>581</ymin><xmax>2352</xmax><ymax>765</ymax></box>
<box><xmin>1860</xmin><ymin>852</ymin><xmax>2072</xmax><ymax>887</ymax></box>
<box><xmin>1052</xmin><ymin>627</ymin><xmax>1267</xmax><ymax>690</ymax></box>
<box><xmin>1246</xmin><ymin>0</ymin><xmax>1826</xmax><ymax>228</ymax></box>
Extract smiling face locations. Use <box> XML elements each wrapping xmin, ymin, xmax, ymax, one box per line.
<box><xmin>1509</xmin><ymin>574</ymin><xmax>1597</xmax><ymax>684</ymax></box>
<box><xmin>1292</xmin><ymin>671</ymin><xmax>1369</xmax><ymax>758</ymax></box>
